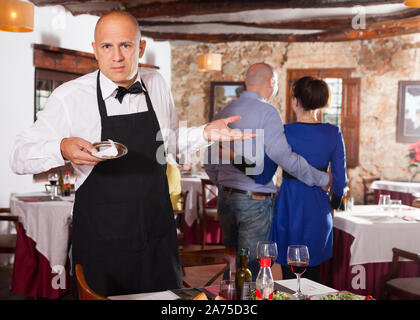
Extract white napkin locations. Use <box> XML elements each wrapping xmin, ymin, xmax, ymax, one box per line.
<box><xmin>276</xmin><ymin>278</ymin><xmax>338</xmax><ymax>296</ymax></box>
<box><xmin>108</xmin><ymin>290</ymin><xmax>179</xmax><ymax>300</ymax></box>
<box><xmin>93</xmin><ymin>139</ymin><xmax>118</xmax><ymax>157</ymax></box>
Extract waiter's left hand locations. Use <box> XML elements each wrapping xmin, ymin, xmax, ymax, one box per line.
<box><xmin>203</xmin><ymin>115</ymin><xmax>257</xmax><ymax>142</ymax></box>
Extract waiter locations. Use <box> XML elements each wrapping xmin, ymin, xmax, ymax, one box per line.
<box><xmin>10</xmin><ymin>10</ymin><xmax>254</xmax><ymax>298</ymax></box>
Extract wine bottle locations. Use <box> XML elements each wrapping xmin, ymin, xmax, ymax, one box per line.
<box><xmin>235</xmin><ymin>248</ymin><xmax>252</xmax><ymax>300</ymax></box>
<box><xmin>58</xmin><ymin>170</ymin><xmax>64</xmax><ymax>195</ymax></box>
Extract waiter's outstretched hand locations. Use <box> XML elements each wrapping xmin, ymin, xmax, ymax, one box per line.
<box><xmin>203</xmin><ymin>115</ymin><xmax>257</xmax><ymax>142</ymax></box>
<box><xmin>60</xmin><ymin>137</ymin><xmax>103</xmax><ymax>166</ymax></box>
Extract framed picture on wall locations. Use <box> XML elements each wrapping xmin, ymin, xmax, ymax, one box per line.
<box><xmin>209</xmin><ymin>81</ymin><xmax>245</xmax><ymax>121</ymax></box>
<box><xmin>397</xmin><ymin>81</ymin><xmax>420</xmax><ymax>143</ymax></box>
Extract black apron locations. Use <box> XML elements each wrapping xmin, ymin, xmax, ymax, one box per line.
<box><xmin>72</xmin><ymin>71</ymin><xmax>182</xmax><ymax>297</ymax></box>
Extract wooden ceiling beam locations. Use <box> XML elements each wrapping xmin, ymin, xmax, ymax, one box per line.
<box><xmin>142</xmin><ymin>16</ymin><xmax>420</xmax><ymax>43</ymax></box>
<box><xmin>295</xmin><ymin>16</ymin><xmax>420</xmax><ymax>42</ymax></box>
<box><xmin>139</xmin><ymin>9</ymin><xmax>420</xmax><ymax>30</ymax></box>
<box><xmin>129</xmin><ymin>0</ymin><xmax>404</xmax><ymax>19</ymax></box>
<box><xmin>31</xmin><ymin>0</ymin><xmax>409</xmax><ymax>19</ymax></box>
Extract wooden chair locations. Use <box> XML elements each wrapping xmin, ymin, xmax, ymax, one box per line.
<box><xmin>75</xmin><ymin>264</ymin><xmax>109</xmax><ymax>300</ymax></box>
<box><xmin>173</xmin><ymin>190</ymin><xmax>189</xmax><ymax>249</ymax></box>
<box><xmin>362</xmin><ymin>176</ymin><xmax>379</xmax><ymax>205</ymax></box>
<box><xmin>179</xmin><ymin>248</ymin><xmax>236</xmax><ymax>288</ymax></box>
<box><xmin>200</xmin><ymin>179</ymin><xmax>219</xmax><ymax>249</ymax></box>
<box><xmin>380</xmin><ymin>248</ymin><xmax>420</xmax><ymax>300</ymax></box>
<box><xmin>412</xmin><ymin>196</ymin><xmax>420</xmax><ymax>209</ymax></box>
<box><xmin>0</xmin><ymin>208</ymin><xmax>19</xmax><ymax>254</ymax></box>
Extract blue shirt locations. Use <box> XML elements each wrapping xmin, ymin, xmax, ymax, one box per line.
<box><xmin>204</xmin><ymin>91</ymin><xmax>329</xmax><ymax>193</ymax></box>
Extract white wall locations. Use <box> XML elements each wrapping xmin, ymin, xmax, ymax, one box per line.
<box><xmin>0</xmin><ymin>6</ymin><xmax>172</xmax><ymax>207</ymax></box>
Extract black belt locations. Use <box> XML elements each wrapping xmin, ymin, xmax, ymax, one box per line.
<box><xmin>283</xmin><ymin>167</ymin><xmax>328</xmax><ymax>180</ymax></box>
<box><xmin>220</xmin><ymin>185</ymin><xmax>276</xmax><ymax>199</ymax></box>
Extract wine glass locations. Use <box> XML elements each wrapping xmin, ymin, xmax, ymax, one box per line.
<box><xmin>219</xmin><ymin>280</ymin><xmax>235</xmax><ymax>300</ymax></box>
<box><xmin>48</xmin><ymin>173</ymin><xmax>58</xmax><ymax>200</ymax></box>
<box><xmin>287</xmin><ymin>245</ymin><xmax>310</xmax><ymax>300</ymax></box>
<box><xmin>256</xmin><ymin>241</ymin><xmax>278</xmax><ymax>267</ymax></box>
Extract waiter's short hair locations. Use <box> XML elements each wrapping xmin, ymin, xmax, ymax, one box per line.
<box><xmin>292</xmin><ymin>76</ymin><xmax>330</xmax><ymax>111</ymax></box>
<box><xmin>94</xmin><ymin>10</ymin><xmax>141</xmax><ymax>40</ymax></box>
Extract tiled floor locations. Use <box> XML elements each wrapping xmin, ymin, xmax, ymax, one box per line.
<box><xmin>0</xmin><ymin>244</ymin><xmax>282</xmax><ymax>300</ymax></box>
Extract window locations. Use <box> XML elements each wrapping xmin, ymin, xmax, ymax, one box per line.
<box><xmin>286</xmin><ymin>69</ymin><xmax>360</xmax><ymax>168</ymax></box>
<box><xmin>34</xmin><ymin>69</ymin><xmax>80</xmax><ymax>121</ymax></box>
<box><xmin>322</xmin><ymin>78</ymin><xmax>343</xmax><ymax>127</ymax></box>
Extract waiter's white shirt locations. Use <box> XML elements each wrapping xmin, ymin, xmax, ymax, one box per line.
<box><xmin>10</xmin><ymin>68</ymin><xmax>210</xmax><ymax>190</ymax></box>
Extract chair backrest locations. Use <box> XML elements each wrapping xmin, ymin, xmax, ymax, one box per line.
<box><xmin>391</xmin><ymin>248</ymin><xmax>420</xmax><ymax>265</ymax></box>
<box><xmin>201</xmin><ymin>179</ymin><xmax>217</xmax><ymax>211</ymax></box>
<box><xmin>173</xmin><ymin>190</ymin><xmax>189</xmax><ymax>215</ymax></box>
<box><xmin>75</xmin><ymin>264</ymin><xmax>109</xmax><ymax>300</ymax></box>
<box><xmin>380</xmin><ymin>247</ymin><xmax>420</xmax><ymax>299</ymax></box>
<box><xmin>173</xmin><ymin>191</ymin><xmax>189</xmax><ymax>248</ymax></box>
<box><xmin>179</xmin><ymin>248</ymin><xmax>236</xmax><ymax>288</ymax></box>
<box><xmin>0</xmin><ymin>208</ymin><xmax>19</xmax><ymax>254</ymax></box>
<box><xmin>362</xmin><ymin>176</ymin><xmax>379</xmax><ymax>204</ymax></box>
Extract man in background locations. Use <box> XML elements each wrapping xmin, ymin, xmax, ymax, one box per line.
<box><xmin>204</xmin><ymin>62</ymin><xmax>330</xmax><ymax>279</ymax></box>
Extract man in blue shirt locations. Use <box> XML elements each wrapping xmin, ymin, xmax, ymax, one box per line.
<box><xmin>204</xmin><ymin>62</ymin><xmax>330</xmax><ymax>279</ymax></box>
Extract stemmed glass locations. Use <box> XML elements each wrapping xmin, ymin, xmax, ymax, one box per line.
<box><xmin>287</xmin><ymin>245</ymin><xmax>310</xmax><ymax>300</ymax></box>
<box><xmin>256</xmin><ymin>241</ymin><xmax>278</xmax><ymax>267</ymax></box>
<box><xmin>48</xmin><ymin>173</ymin><xmax>58</xmax><ymax>200</ymax></box>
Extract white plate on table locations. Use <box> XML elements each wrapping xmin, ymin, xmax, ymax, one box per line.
<box><xmin>90</xmin><ymin>141</ymin><xmax>128</xmax><ymax>160</ymax></box>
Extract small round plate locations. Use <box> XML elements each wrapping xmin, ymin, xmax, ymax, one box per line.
<box><xmin>91</xmin><ymin>141</ymin><xmax>128</xmax><ymax>160</ymax></box>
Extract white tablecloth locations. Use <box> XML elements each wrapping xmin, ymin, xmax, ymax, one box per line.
<box><xmin>108</xmin><ymin>278</ymin><xmax>337</xmax><ymax>300</ymax></box>
<box><xmin>10</xmin><ymin>192</ymin><xmax>73</xmax><ymax>269</ymax></box>
<box><xmin>370</xmin><ymin>180</ymin><xmax>420</xmax><ymax>195</ymax></box>
<box><xmin>334</xmin><ymin>205</ymin><xmax>420</xmax><ymax>266</ymax></box>
<box><xmin>180</xmin><ymin>173</ymin><xmax>217</xmax><ymax>227</ymax></box>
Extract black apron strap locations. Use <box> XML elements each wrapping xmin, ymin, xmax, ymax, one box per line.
<box><xmin>96</xmin><ymin>71</ymin><xmax>108</xmax><ymax>119</ymax></box>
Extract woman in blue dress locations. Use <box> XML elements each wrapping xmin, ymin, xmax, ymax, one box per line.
<box><xmin>263</xmin><ymin>77</ymin><xmax>347</xmax><ymax>281</ymax></box>
<box><xmin>235</xmin><ymin>76</ymin><xmax>347</xmax><ymax>282</ymax></box>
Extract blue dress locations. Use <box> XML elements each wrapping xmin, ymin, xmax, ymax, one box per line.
<box><xmin>255</xmin><ymin>123</ymin><xmax>348</xmax><ymax>267</ymax></box>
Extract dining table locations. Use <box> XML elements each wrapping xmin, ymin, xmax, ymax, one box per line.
<box><xmin>10</xmin><ymin>192</ymin><xmax>73</xmax><ymax>299</ymax></box>
<box><xmin>108</xmin><ymin>278</ymin><xmax>337</xmax><ymax>300</ymax></box>
<box><xmin>180</xmin><ymin>172</ymin><xmax>222</xmax><ymax>246</ymax></box>
<box><xmin>370</xmin><ymin>180</ymin><xmax>420</xmax><ymax>206</ymax></box>
<box><xmin>320</xmin><ymin>204</ymin><xmax>420</xmax><ymax>299</ymax></box>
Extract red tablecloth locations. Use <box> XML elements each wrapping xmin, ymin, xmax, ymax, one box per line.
<box><xmin>373</xmin><ymin>190</ymin><xmax>414</xmax><ymax>206</ymax></box>
<box><xmin>11</xmin><ymin>223</ymin><xmax>70</xmax><ymax>299</ymax></box>
<box><xmin>183</xmin><ymin>220</ymin><xmax>223</xmax><ymax>246</ymax></box>
<box><xmin>320</xmin><ymin>227</ymin><xmax>420</xmax><ymax>299</ymax></box>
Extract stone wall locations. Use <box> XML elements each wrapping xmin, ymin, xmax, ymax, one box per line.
<box><xmin>171</xmin><ymin>34</ymin><xmax>420</xmax><ymax>204</ymax></box>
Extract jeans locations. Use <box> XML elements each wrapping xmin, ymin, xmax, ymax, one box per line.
<box><xmin>218</xmin><ymin>188</ymin><xmax>274</xmax><ymax>281</ymax></box>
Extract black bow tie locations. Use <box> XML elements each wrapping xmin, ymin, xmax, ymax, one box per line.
<box><xmin>115</xmin><ymin>81</ymin><xmax>144</xmax><ymax>103</ymax></box>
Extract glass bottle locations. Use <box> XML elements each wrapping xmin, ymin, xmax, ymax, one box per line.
<box><xmin>255</xmin><ymin>257</ymin><xmax>274</xmax><ymax>300</ymax></box>
<box><xmin>235</xmin><ymin>248</ymin><xmax>252</xmax><ymax>300</ymax></box>
<box><xmin>63</xmin><ymin>172</ymin><xmax>71</xmax><ymax>196</ymax></box>
<box><xmin>58</xmin><ymin>169</ymin><xmax>64</xmax><ymax>195</ymax></box>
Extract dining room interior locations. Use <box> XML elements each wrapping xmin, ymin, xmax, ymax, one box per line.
<box><xmin>1</xmin><ymin>0</ymin><xmax>420</xmax><ymax>301</ymax></box>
